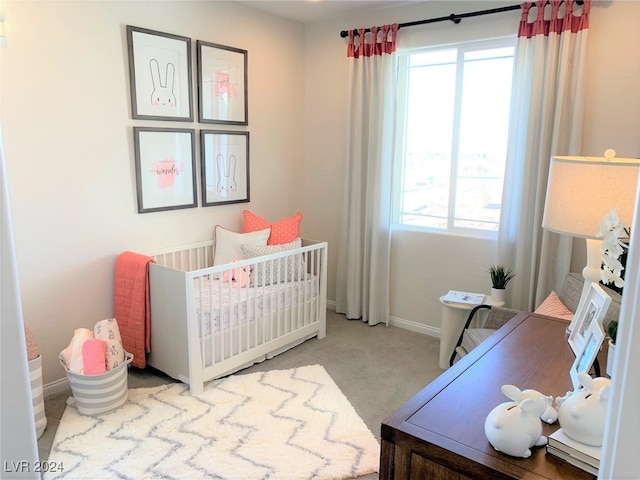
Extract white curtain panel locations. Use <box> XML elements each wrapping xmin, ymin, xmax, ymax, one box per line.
<box><xmin>336</xmin><ymin>25</ymin><xmax>398</xmax><ymax>326</ymax></box>
<box><xmin>498</xmin><ymin>0</ymin><xmax>590</xmax><ymax>311</ymax></box>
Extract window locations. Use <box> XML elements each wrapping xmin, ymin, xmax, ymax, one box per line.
<box><xmin>393</xmin><ymin>38</ymin><xmax>515</xmax><ymax>235</ymax></box>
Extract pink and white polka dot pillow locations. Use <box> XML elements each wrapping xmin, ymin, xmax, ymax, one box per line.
<box><xmin>243</xmin><ymin>210</ymin><xmax>302</xmax><ymax>245</ymax></box>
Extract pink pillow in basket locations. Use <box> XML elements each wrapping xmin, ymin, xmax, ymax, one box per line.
<box><xmin>24</xmin><ymin>325</ymin><xmax>40</xmax><ymax>361</ymax></box>
<box><xmin>82</xmin><ymin>339</ymin><xmax>107</xmax><ymax>375</ymax></box>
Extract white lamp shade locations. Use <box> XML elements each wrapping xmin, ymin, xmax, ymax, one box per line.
<box><xmin>542</xmin><ymin>155</ymin><xmax>640</xmax><ymax>238</ymax></box>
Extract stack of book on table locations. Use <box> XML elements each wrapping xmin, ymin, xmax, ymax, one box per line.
<box><xmin>546</xmin><ymin>428</ymin><xmax>600</xmax><ymax>476</ymax></box>
<box><xmin>441</xmin><ymin>290</ymin><xmax>485</xmax><ymax>307</ymax></box>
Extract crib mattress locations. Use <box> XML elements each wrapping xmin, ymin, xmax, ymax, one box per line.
<box><xmin>193</xmin><ymin>275</ymin><xmax>319</xmax><ymax>335</ymax></box>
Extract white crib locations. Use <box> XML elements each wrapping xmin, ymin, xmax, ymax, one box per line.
<box><xmin>144</xmin><ymin>239</ymin><xmax>327</xmax><ymax>394</ymax></box>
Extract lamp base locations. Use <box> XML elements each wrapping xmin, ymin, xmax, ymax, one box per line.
<box><xmin>570</xmin><ymin>238</ymin><xmax>603</xmax><ymax>334</ymax></box>
<box><xmin>582</xmin><ymin>237</ymin><xmax>603</xmax><ymax>289</ymax></box>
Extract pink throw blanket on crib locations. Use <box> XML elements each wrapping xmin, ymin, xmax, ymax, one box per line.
<box><xmin>114</xmin><ymin>251</ymin><xmax>155</xmax><ymax>368</ymax></box>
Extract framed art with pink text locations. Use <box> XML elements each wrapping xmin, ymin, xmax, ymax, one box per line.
<box><xmin>133</xmin><ymin>127</ymin><xmax>197</xmax><ymax>213</ymax></box>
<box><xmin>197</xmin><ymin>40</ymin><xmax>248</xmax><ymax>125</ymax></box>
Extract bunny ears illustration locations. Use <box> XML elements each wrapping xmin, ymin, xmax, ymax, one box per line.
<box><xmin>149</xmin><ymin>59</ymin><xmax>176</xmax><ymax>108</ymax></box>
<box><xmin>216</xmin><ymin>154</ymin><xmax>237</xmax><ymax>195</ymax></box>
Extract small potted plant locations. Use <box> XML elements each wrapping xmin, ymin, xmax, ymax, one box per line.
<box><xmin>489</xmin><ymin>265</ymin><xmax>516</xmax><ymax>303</ymax></box>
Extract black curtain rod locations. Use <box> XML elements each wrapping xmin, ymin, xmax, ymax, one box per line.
<box><xmin>339</xmin><ymin>1</ymin><xmax>583</xmax><ymax>38</ymax></box>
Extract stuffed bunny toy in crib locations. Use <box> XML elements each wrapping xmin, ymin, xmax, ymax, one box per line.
<box><xmin>501</xmin><ymin>385</ymin><xmax>558</xmax><ymax>424</ymax></box>
<box><xmin>221</xmin><ymin>261</ymin><xmax>249</xmax><ymax>288</ymax></box>
<box><xmin>484</xmin><ymin>390</ymin><xmax>547</xmax><ymax>458</ymax></box>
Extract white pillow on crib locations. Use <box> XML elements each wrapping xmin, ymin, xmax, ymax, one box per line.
<box><xmin>240</xmin><ymin>238</ymin><xmax>305</xmax><ymax>286</ymax></box>
<box><xmin>213</xmin><ymin>226</ymin><xmax>271</xmax><ymax>268</ymax></box>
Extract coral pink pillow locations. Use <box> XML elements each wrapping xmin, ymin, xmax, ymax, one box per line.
<box><xmin>243</xmin><ymin>210</ymin><xmax>302</xmax><ymax>245</ymax></box>
<box><xmin>534</xmin><ymin>291</ymin><xmax>574</xmax><ymax>321</ymax></box>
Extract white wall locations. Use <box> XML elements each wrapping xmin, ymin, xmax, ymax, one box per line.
<box><xmin>0</xmin><ymin>0</ymin><xmax>306</xmax><ymax>386</ymax></box>
<box><xmin>304</xmin><ymin>0</ymin><xmax>640</xmax><ymax>332</ymax></box>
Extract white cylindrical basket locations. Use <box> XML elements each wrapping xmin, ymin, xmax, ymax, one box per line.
<box><xmin>29</xmin><ymin>355</ymin><xmax>47</xmax><ymax>438</ymax></box>
<box><xmin>61</xmin><ymin>352</ymin><xmax>133</xmax><ymax>415</ymax></box>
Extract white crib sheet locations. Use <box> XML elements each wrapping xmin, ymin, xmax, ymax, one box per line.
<box><xmin>193</xmin><ymin>275</ymin><xmax>319</xmax><ymax>335</ymax></box>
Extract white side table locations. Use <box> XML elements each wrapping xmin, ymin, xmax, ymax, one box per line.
<box><xmin>438</xmin><ymin>295</ymin><xmax>505</xmax><ymax>369</ymax></box>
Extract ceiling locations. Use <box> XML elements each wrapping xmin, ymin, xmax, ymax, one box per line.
<box><xmin>236</xmin><ymin>1</ymin><xmax>415</xmax><ymax>24</ymax></box>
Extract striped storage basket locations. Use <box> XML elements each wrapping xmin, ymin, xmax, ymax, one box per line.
<box><xmin>29</xmin><ymin>355</ymin><xmax>47</xmax><ymax>438</ymax></box>
<box><xmin>61</xmin><ymin>352</ymin><xmax>133</xmax><ymax>415</ymax></box>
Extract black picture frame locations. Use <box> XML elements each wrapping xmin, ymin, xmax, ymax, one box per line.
<box><xmin>127</xmin><ymin>26</ymin><xmax>193</xmax><ymax>121</ymax></box>
<box><xmin>197</xmin><ymin>40</ymin><xmax>248</xmax><ymax>125</ymax></box>
<box><xmin>200</xmin><ymin>130</ymin><xmax>250</xmax><ymax>206</ymax></box>
<box><xmin>133</xmin><ymin>127</ymin><xmax>197</xmax><ymax>213</ymax></box>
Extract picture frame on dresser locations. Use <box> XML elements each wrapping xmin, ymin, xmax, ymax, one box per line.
<box><xmin>126</xmin><ymin>25</ymin><xmax>193</xmax><ymax>121</ymax></box>
<box><xmin>200</xmin><ymin>130</ymin><xmax>250</xmax><ymax>206</ymax></box>
<box><xmin>568</xmin><ymin>282</ymin><xmax>611</xmax><ymax>356</ymax></box>
<box><xmin>133</xmin><ymin>127</ymin><xmax>197</xmax><ymax>213</ymax></box>
<box><xmin>570</xmin><ymin>319</ymin><xmax>606</xmax><ymax>389</ymax></box>
<box><xmin>197</xmin><ymin>40</ymin><xmax>248</xmax><ymax>125</ymax></box>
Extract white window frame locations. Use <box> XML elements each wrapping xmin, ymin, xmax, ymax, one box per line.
<box><xmin>392</xmin><ymin>37</ymin><xmax>516</xmax><ymax>240</ymax></box>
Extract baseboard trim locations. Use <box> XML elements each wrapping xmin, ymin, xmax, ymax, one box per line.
<box><xmin>389</xmin><ymin>316</ymin><xmax>441</xmax><ymax>338</ymax></box>
<box><xmin>328</xmin><ymin>301</ymin><xmax>440</xmax><ymax>338</ymax></box>
<box><xmin>44</xmin><ymin>377</ymin><xmax>70</xmax><ymax>397</ymax></box>
<box><xmin>45</xmin><ymin>308</ymin><xmax>440</xmax><ymax>396</ymax></box>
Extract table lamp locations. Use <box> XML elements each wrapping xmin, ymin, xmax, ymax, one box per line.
<box><xmin>542</xmin><ymin>149</ymin><xmax>640</xmax><ymax>301</ymax></box>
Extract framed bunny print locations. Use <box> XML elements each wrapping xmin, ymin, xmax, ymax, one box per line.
<box><xmin>133</xmin><ymin>127</ymin><xmax>197</xmax><ymax>213</ymax></box>
<box><xmin>126</xmin><ymin>26</ymin><xmax>193</xmax><ymax>121</ymax></box>
<box><xmin>200</xmin><ymin>130</ymin><xmax>250</xmax><ymax>206</ymax></box>
<box><xmin>197</xmin><ymin>40</ymin><xmax>248</xmax><ymax>125</ymax></box>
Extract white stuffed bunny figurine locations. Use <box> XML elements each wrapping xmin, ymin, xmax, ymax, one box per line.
<box><xmin>557</xmin><ymin>373</ymin><xmax>611</xmax><ymax>446</ymax></box>
<box><xmin>484</xmin><ymin>394</ymin><xmax>547</xmax><ymax>458</ymax></box>
<box><xmin>501</xmin><ymin>384</ymin><xmax>558</xmax><ymax>424</ymax></box>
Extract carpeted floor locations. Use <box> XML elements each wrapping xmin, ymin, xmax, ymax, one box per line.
<box><xmin>38</xmin><ymin>310</ymin><xmax>443</xmax><ymax>479</ymax></box>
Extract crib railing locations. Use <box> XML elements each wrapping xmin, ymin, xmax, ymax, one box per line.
<box><xmin>147</xmin><ymin>239</ymin><xmax>327</xmax><ymax>394</ymax></box>
<box><xmin>148</xmin><ymin>240</ymin><xmax>214</xmax><ymax>271</ymax></box>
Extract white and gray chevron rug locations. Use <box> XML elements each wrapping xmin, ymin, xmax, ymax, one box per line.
<box><xmin>44</xmin><ymin>365</ymin><xmax>379</xmax><ymax>480</ymax></box>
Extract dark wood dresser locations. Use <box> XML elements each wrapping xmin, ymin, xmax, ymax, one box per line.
<box><xmin>380</xmin><ymin>312</ymin><xmax>599</xmax><ymax>479</ymax></box>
